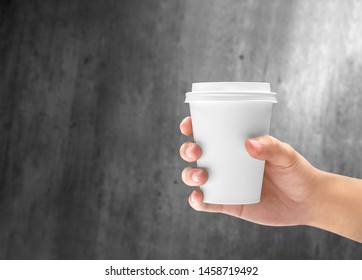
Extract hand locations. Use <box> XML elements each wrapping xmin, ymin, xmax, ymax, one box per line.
<box><xmin>179</xmin><ymin>116</ymin><xmax>321</xmax><ymax>227</ymax></box>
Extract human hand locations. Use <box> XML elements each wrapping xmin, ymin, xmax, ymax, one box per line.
<box><xmin>179</xmin><ymin>116</ymin><xmax>321</xmax><ymax>227</ymax></box>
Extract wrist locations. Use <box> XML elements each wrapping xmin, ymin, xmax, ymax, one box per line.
<box><xmin>307</xmin><ymin>170</ymin><xmax>362</xmax><ymax>242</ymax></box>
<box><xmin>305</xmin><ymin>169</ymin><xmax>334</xmax><ymax>228</ymax></box>
<box><xmin>302</xmin><ymin>168</ymin><xmax>327</xmax><ymax>227</ymax></box>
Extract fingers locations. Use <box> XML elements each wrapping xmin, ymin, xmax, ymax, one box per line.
<box><xmin>245</xmin><ymin>135</ymin><xmax>299</xmax><ymax>169</ymax></box>
<box><xmin>188</xmin><ymin>190</ymin><xmax>244</xmax><ymax>218</ymax></box>
<box><xmin>179</xmin><ymin>141</ymin><xmax>202</xmax><ymax>162</ymax></box>
<box><xmin>181</xmin><ymin>167</ymin><xmax>208</xmax><ymax>186</ymax></box>
<box><xmin>180</xmin><ymin>116</ymin><xmax>254</xmax><ymax>219</ymax></box>
<box><xmin>180</xmin><ymin>117</ymin><xmax>208</xmax><ymax>187</ymax></box>
<box><xmin>189</xmin><ymin>190</ymin><xmax>223</xmax><ymax>212</ymax></box>
<box><xmin>180</xmin><ymin>116</ymin><xmax>193</xmax><ymax>136</ymax></box>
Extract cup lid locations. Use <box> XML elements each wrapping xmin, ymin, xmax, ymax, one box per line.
<box><xmin>185</xmin><ymin>82</ymin><xmax>277</xmax><ymax>103</ymax></box>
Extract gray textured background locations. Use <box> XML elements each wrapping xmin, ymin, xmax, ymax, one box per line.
<box><xmin>1</xmin><ymin>0</ymin><xmax>362</xmax><ymax>259</ymax></box>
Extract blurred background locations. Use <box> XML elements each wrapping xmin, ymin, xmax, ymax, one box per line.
<box><xmin>1</xmin><ymin>0</ymin><xmax>362</xmax><ymax>259</ymax></box>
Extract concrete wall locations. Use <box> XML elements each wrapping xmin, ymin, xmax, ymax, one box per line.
<box><xmin>1</xmin><ymin>0</ymin><xmax>362</xmax><ymax>259</ymax></box>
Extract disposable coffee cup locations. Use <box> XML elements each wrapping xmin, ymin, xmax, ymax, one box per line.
<box><xmin>185</xmin><ymin>82</ymin><xmax>277</xmax><ymax>204</ymax></box>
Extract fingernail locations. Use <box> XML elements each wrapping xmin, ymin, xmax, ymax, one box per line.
<box><xmin>192</xmin><ymin>171</ymin><xmax>201</xmax><ymax>183</ymax></box>
<box><xmin>249</xmin><ymin>138</ymin><xmax>263</xmax><ymax>149</ymax></box>
<box><xmin>186</xmin><ymin>147</ymin><xmax>193</xmax><ymax>159</ymax></box>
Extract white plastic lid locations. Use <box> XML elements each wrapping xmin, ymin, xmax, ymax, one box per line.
<box><xmin>185</xmin><ymin>82</ymin><xmax>277</xmax><ymax>103</ymax></box>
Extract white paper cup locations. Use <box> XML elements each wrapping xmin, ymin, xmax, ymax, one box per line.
<box><xmin>185</xmin><ymin>82</ymin><xmax>277</xmax><ymax>204</ymax></box>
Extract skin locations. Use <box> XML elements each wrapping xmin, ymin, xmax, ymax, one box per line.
<box><xmin>179</xmin><ymin>116</ymin><xmax>362</xmax><ymax>243</ymax></box>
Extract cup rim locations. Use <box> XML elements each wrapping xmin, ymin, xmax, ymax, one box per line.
<box><xmin>185</xmin><ymin>91</ymin><xmax>278</xmax><ymax>103</ymax></box>
<box><xmin>186</xmin><ymin>91</ymin><xmax>277</xmax><ymax>95</ymax></box>
<box><xmin>185</xmin><ymin>94</ymin><xmax>277</xmax><ymax>103</ymax></box>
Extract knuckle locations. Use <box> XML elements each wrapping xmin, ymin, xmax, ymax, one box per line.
<box><xmin>181</xmin><ymin>167</ymin><xmax>193</xmax><ymax>185</ymax></box>
<box><xmin>261</xmin><ymin>135</ymin><xmax>279</xmax><ymax>155</ymax></box>
<box><xmin>179</xmin><ymin>142</ymin><xmax>187</xmax><ymax>154</ymax></box>
<box><xmin>180</xmin><ymin>142</ymin><xmax>202</xmax><ymax>162</ymax></box>
<box><xmin>181</xmin><ymin>168</ymin><xmax>188</xmax><ymax>182</ymax></box>
<box><xmin>193</xmin><ymin>144</ymin><xmax>202</xmax><ymax>155</ymax></box>
<box><xmin>199</xmin><ymin>169</ymin><xmax>208</xmax><ymax>181</ymax></box>
<box><xmin>179</xmin><ymin>142</ymin><xmax>193</xmax><ymax>160</ymax></box>
<box><xmin>268</xmin><ymin>136</ymin><xmax>280</xmax><ymax>148</ymax></box>
<box><xmin>192</xmin><ymin>205</ymin><xmax>202</xmax><ymax>212</ymax></box>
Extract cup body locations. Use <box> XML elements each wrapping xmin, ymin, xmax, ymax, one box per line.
<box><xmin>185</xmin><ymin>82</ymin><xmax>277</xmax><ymax>204</ymax></box>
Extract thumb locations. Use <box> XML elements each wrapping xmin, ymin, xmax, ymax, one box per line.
<box><xmin>245</xmin><ymin>135</ymin><xmax>299</xmax><ymax>168</ymax></box>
